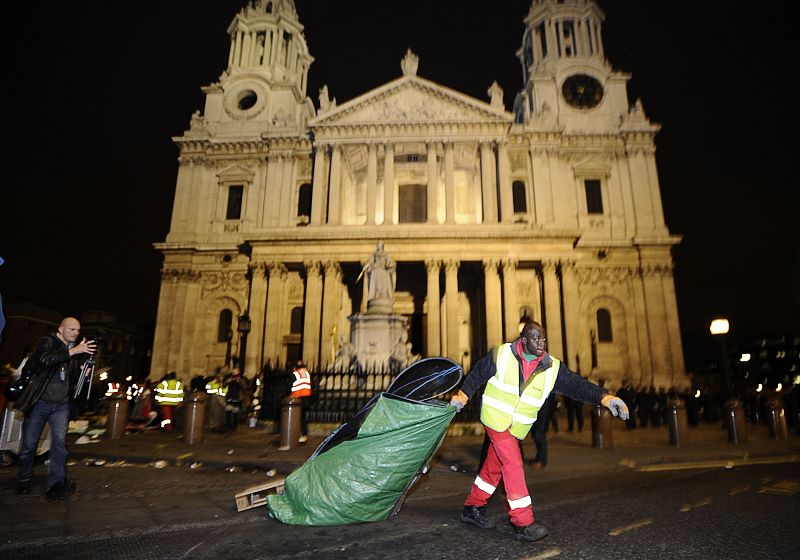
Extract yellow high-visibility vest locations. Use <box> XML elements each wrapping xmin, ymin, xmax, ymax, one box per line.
<box><xmin>155</xmin><ymin>379</ymin><xmax>184</xmax><ymax>405</ymax></box>
<box><xmin>480</xmin><ymin>344</ymin><xmax>559</xmax><ymax>439</ymax></box>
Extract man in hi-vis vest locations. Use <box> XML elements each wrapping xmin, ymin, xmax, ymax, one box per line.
<box><xmin>450</xmin><ymin>321</ymin><xmax>628</xmax><ymax>543</ymax></box>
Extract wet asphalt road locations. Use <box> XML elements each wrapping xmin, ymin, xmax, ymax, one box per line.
<box><xmin>2</xmin><ymin>460</ymin><xmax>799</xmax><ymax>559</ymax></box>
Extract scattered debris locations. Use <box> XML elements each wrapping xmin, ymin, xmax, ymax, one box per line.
<box><xmin>226</xmin><ymin>466</ymin><xmax>242</xmax><ymax>473</ymax></box>
<box><xmin>105</xmin><ymin>460</ymin><xmax>129</xmax><ymax>468</ymax></box>
<box><xmin>266</xmin><ymin>468</ymin><xmax>277</xmax><ymax>477</ymax></box>
<box><xmin>227</xmin><ymin>449</ymin><xmax>235</xmax><ymax>455</ymax></box>
<box><xmin>190</xmin><ymin>462</ymin><xmax>203</xmax><ymax>469</ymax></box>
<box><xmin>153</xmin><ymin>460</ymin><xmax>169</xmax><ymax>469</ymax></box>
<box><xmin>86</xmin><ymin>459</ymin><xmax>107</xmax><ymax>467</ymax></box>
<box><xmin>450</xmin><ymin>465</ymin><xmax>458</xmax><ymax>472</ymax></box>
<box><xmin>177</xmin><ymin>452</ymin><xmax>194</xmax><ymax>460</ymax></box>
<box><xmin>75</xmin><ymin>435</ymin><xmax>100</xmax><ymax>445</ymax></box>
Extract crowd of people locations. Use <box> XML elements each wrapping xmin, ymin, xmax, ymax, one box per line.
<box><xmin>127</xmin><ymin>367</ymin><xmax>261</xmax><ymax>433</ymax></box>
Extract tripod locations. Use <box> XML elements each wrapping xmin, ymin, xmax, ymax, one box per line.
<box><xmin>74</xmin><ymin>355</ymin><xmax>96</xmax><ymax>403</ymax></box>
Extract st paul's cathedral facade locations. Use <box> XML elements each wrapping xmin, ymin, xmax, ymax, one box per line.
<box><xmin>152</xmin><ymin>0</ymin><xmax>687</xmax><ymax>390</ymax></box>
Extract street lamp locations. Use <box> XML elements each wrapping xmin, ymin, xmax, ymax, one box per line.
<box><xmin>709</xmin><ymin>318</ymin><xmax>732</xmax><ymax>400</ymax></box>
<box><xmin>237</xmin><ymin>241</ymin><xmax>254</xmax><ymax>375</ymax></box>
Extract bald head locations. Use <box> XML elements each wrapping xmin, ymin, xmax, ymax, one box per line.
<box><xmin>520</xmin><ymin>321</ymin><xmax>546</xmax><ymax>357</ymax></box>
<box><xmin>57</xmin><ymin>317</ymin><xmax>81</xmax><ymax>344</ymax></box>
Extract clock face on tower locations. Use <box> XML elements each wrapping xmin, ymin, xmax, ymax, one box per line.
<box><xmin>561</xmin><ymin>74</ymin><xmax>604</xmax><ymax>109</ymax></box>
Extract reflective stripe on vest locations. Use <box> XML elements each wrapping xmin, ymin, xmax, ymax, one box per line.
<box><xmin>291</xmin><ymin>369</ymin><xmax>312</xmax><ymax>398</ymax></box>
<box><xmin>480</xmin><ymin>344</ymin><xmax>559</xmax><ymax>439</ymax></box>
<box><xmin>155</xmin><ymin>379</ymin><xmax>184</xmax><ymax>404</ymax></box>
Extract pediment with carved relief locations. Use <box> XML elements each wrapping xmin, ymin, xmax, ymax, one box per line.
<box><xmin>309</xmin><ymin>76</ymin><xmax>512</xmax><ymax>127</ymax></box>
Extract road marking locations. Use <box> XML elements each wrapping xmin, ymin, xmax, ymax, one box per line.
<box><xmin>636</xmin><ymin>454</ymin><xmax>800</xmax><ymax>472</ymax></box>
<box><xmin>680</xmin><ymin>497</ymin><xmax>712</xmax><ymax>512</ymax></box>
<box><xmin>728</xmin><ymin>484</ymin><xmax>750</xmax><ymax>496</ymax></box>
<box><xmin>758</xmin><ymin>479</ymin><xmax>799</xmax><ymax>496</ymax></box>
<box><xmin>609</xmin><ymin>519</ymin><xmax>653</xmax><ymax>536</ymax></box>
<box><xmin>522</xmin><ymin>548</ymin><xmax>561</xmax><ymax>560</ymax></box>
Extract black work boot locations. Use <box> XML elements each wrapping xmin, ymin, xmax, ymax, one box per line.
<box><xmin>460</xmin><ymin>505</ymin><xmax>495</xmax><ymax>529</ymax></box>
<box><xmin>513</xmin><ymin>523</ymin><xmax>549</xmax><ymax>542</ymax></box>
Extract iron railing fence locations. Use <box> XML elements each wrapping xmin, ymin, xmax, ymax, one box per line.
<box><xmin>259</xmin><ymin>364</ymin><xmax>480</xmax><ymax>425</ymax></box>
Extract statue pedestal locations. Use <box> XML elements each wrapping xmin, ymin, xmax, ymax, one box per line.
<box><xmin>349</xmin><ymin>313</ymin><xmax>407</xmax><ymax>371</ymax></box>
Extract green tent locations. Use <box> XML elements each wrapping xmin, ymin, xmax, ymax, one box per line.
<box><xmin>267</xmin><ymin>394</ymin><xmax>455</xmax><ymax>526</ymax></box>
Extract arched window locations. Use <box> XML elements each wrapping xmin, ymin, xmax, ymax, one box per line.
<box><xmin>297</xmin><ymin>183</ymin><xmax>312</xmax><ymax>219</ymax></box>
<box><xmin>596</xmin><ymin>308</ymin><xmax>613</xmax><ymax>342</ymax></box>
<box><xmin>217</xmin><ymin>309</ymin><xmax>233</xmax><ymax>343</ymax></box>
<box><xmin>290</xmin><ymin>306</ymin><xmax>303</xmax><ymax>334</ymax></box>
<box><xmin>512</xmin><ymin>181</ymin><xmax>527</xmax><ymax>213</ymax></box>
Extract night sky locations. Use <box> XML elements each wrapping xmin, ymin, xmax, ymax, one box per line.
<box><xmin>1</xmin><ymin>1</ymin><xmax>797</xmax><ymax>367</ymax></box>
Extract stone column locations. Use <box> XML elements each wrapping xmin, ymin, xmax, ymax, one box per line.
<box><xmin>265</xmin><ymin>263</ymin><xmax>288</xmax><ymax>366</ymax></box>
<box><xmin>425</xmin><ymin>259</ymin><xmax>442</xmax><ymax>356</ymax></box>
<box><xmin>480</xmin><ymin>141</ymin><xmax>497</xmax><ymax>223</ymax></box>
<box><xmin>366</xmin><ymin>143</ymin><xmax>377</xmax><ymax>225</ymax></box>
<box><xmin>542</xmin><ymin>260</ymin><xmax>564</xmax><ymax>359</ymax></box>
<box><xmin>278</xmin><ymin>156</ymin><xmax>295</xmax><ymax>227</ymax></box>
<box><xmin>327</xmin><ymin>145</ymin><xmax>342</xmax><ymax>225</ymax></box>
<box><xmin>560</xmin><ymin>260</ymin><xmax>580</xmax><ymax>368</ymax></box>
<box><xmin>302</xmin><ymin>261</ymin><xmax>323</xmax><ymax>370</ymax></box>
<box><xmin>320</xmin><ymin>261</ymin><xmax>342</xmax><ymax>368</ymax></box>
<box><xmin>529</xmin><ymin>147</ymin><xmax>554</xmax><ymax>225</ymax></box>
<box><xmin>444</xmin><ymin>260</ymin><xmax>460</xmax><ymax>360</ymax></box>
<box><xmin>383</xmin><ymin>143</ymin><xmax>394</xmax><ymax>225</ymax></box>
<box><xmin>426</xmin><ymin>142</ymin><xmax>439</xmax><ymax>224</ymax></box>
<box><xmin>501</xmin><ymin>259</ymin><xmax>519</xmax><ymax>342</ymax></box>
<box><xmin>662</xmin><ymin>268</ymin><xmax>686</xmax><ymax>384</ymax></box>
<box><xmin>444</xmin><ymin>142</ymin><xmax>456</xmax><ymax>224</ymax></box>
<box><xmin>483</xmin><ymin>259</ymin><xmax>503</xmax><ymax>349</ymax></box>
<box><xmin>310</xmin><ymin>146</ymin><xmax>328</xmax><ymax>225</ymax></box>
<box><xmin>248</xmin><ymin>262</ymin><xmax>269</xmax><ymax>375</ymax></box>
<box><xmin>151</xmin><ymin>270</ymin><xmax>178</xmax><ymax>376</ymax></box>
<box><xmin>497</xmin><ymin>142</ymin><xmax>513</xmax><ymax>223</ymax></box>
<box><xmin>642</xmin><ymin>264</ymin><xmax>671</xmax><ymax>387</ymax></box>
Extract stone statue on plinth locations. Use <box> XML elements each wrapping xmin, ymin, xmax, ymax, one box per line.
<box><xmin>361</xmin><ymin>241</ymin><xmax>396</xmax><ymax>314</ymax></box>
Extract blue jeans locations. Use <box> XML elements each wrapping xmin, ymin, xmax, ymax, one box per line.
<box><xmin>16</xmin><ymin>400</ymin><xmax>70</xmax><ymax>490</ymax></box>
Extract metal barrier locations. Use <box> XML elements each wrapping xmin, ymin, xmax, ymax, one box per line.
<box><xmin>591</xmin><ymin>405</ymin><xmax>613</xmax><ymax>449</ymax></box>
<box><xmin>259</xmin><ymin>365</ymin><xmax>481</xmax><ymax>426</ymax></box>
<box><xmin>724</xmin><ymin>400</ymin><xmax>747</xmax><ymax>444</ymax></box>
<box><xmin>765</xmin><ymin>399</ymin><xmax>788</xmax><ymax>440</ymax></box>
<box><xmin>666</xmin><ymin>399</ymin><xmax>688</xmax><ymax>447</ymax></box>
<box><xmin>105</xmin><ymin>398</ymin><xmax>129</xmax><ymax>440</ymax></box>
<box><xmin>184</xmin><ymin>392</ymin><xmax>207</xmax><ymax>444</ymax></box>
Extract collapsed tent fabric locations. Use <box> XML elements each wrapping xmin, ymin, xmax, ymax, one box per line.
<box><xmin>266</xmin><ymin>393</ymin><xmax>455</xmax><ymax>526</ymax></box>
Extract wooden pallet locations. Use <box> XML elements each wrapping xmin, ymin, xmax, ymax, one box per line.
<box><xmin>235</xmin><ymin>478</ymin><xmax>285</xmax><ymax>512</ymax></box>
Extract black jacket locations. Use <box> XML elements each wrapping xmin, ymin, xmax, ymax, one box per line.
<box><xmin>14</xmin><ymin>334</ymin><xmax>84</xmax><ymax>414</ymax></box>
<box><xmin>460</xmin><ymin>339</ymin><xmax>607</xmax><ymax>406</ymax></box>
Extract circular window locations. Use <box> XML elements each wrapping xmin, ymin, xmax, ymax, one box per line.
<box><xmin>223</xmin><ymin>83</ymin><xmax>267</xmax><ymax>120</ymax></box>
<box><xmin>237</xmin><ymin>90</ymin><xmax>258</xmax><ymax>111</ymax></box>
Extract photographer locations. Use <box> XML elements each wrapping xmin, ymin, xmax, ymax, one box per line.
<box><xmin>14</xmin><ymin>317</ymin><xmax>95</xmax><ymax>500</ymax></box>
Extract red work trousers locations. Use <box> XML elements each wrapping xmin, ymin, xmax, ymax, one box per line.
<box><xmin>465</xmin><ymin>426</ymin><xmax>534</xmax><ymax>527</ymax></box>
<box><xmin>162</xmin><ymin>405</ymin><xmax>173</xmax><ymax>431</ymax></box>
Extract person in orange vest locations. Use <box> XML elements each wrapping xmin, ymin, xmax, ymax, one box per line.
<box><xmin>290</xmin><ymin>360</ymin><xmax>312</xmax><ymax>443</ymax></box>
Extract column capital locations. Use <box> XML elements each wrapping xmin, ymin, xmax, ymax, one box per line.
<box><xmin>267</xmin><ymin>262</ymin><xmax>288</xmax><ymax>278</ymax></box>
<box><xmin>501</xmin><ymin>258</ymin><xmax>519</xmax><ymax>270</ymax></box>
<box><xmin>444</xmin><ymin>259</ymin><xmax>460</xmax><ymax>274</ymax></box>
<box><xmin>251</xmin><ymin>261</ymin><xmax>269</xmax><ymax>277</ymax></box>
<box><xmin>542</xmin><ymin>259</ymin><xmax>559</xmax><ymax>273</ymax></box>
<box><xmin>482</xmin><ymin>258</ymin><xmax>500</xmax><ymax>274</ymax></box>
<box><xmin>424</xmin><ymin>259</ymin><xmax>442</xmax><ymax>273</ymax></box>
<box><xmin>323</xmin><ymin>260</ymin><xmax>342</xmax><ymax>276</ymax></box>
<box><xmin>303</xmin><ymin>260</ymin><xmax>322</xmax><ymax>277</ymax></box>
